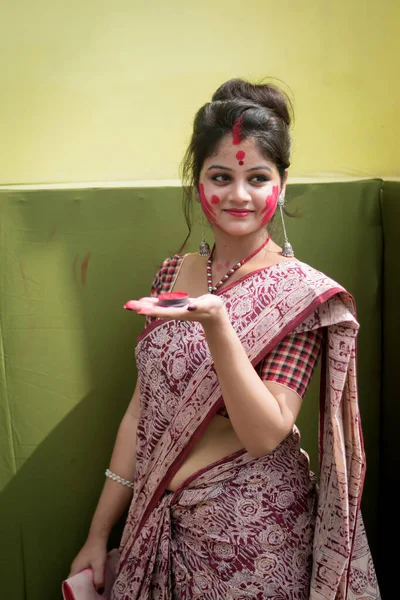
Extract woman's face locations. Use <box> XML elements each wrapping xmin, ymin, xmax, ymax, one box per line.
<box><xmin>198</xmin><ymin>135</ymin><xmax>286</xmax><ymax>236</ymax></box>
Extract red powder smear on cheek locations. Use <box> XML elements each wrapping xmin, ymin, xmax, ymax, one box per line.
<box><xmin>236</xmin><ymin>150</ymin><xmax>245</xmax><ymax>166</ymax></box>
<box><xmin>260</xmin><ymin>185</ymin><xmax>280</xmax><ymax>227</ymax></box>
<box><xmin>199</xmin><ymin>184</ymin><xmax>217</xmax><ymax>224</ymax></box>
<box><xmin>232</xmin><ymin>116</ymin><xmax>244</xmax><ymax>145</ymax></box>
<box><xmin>211</xmin><ymin>195</ymin><xmax>220</xmax><ymax>205</ymax></box>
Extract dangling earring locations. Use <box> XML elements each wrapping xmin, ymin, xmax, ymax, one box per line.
<box><xmin>195</xmin><ymin>188</ymin><xmax>211</xmax><ymax>257</ymax></box>
<box><xmin>278</xmin><ymin>193</ymin><xmax>294</xmax><ymax>257</ymax></box>
<box><xmin>199</xmin><ymin>212</ymin><xmax>211</xmax><ymax>257</ymax></box>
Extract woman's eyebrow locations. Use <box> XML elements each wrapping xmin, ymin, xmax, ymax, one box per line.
<box><xmin>246</xmin><ymin>166</ymin><xmax>272</xmax><ymax>173</ymax></box>
<box><xmin>206</xmin><ymin>165</ymin><xmax>272</xmax><ymax>173</ymax></box>
<box><xmin>207</xmin><ymin>165</ymin><xmax>233</xmax><ymax>171</ymax></box>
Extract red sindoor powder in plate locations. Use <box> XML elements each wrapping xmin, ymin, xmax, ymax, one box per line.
<box><xmin>157</xmin><ymin>292</ymin><xmax>189</xmax><ymax>306</ymax></box>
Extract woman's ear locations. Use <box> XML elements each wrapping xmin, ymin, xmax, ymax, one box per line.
<box><xmin>194</xmin><ymin>188</ymin><xmax>201</xmax><ymax>202</ymax></box>
<box><xmin>281</xmin><ymin>170</ymin><xmax>289</xmax><ymax>196</ymax></box>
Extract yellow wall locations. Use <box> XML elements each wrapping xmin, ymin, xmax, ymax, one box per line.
<box><xmin>1</xmin><ymin>0</ymin><xmax>398</xmax><ymax>184</ymax></box>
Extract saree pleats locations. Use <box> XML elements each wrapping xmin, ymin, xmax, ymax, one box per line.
<box><xmin>113</xmin><ymin>431</ymin><xmax>316</xmax><ymax>599</ymax></box>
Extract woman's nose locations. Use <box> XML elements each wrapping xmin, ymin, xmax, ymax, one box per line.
<box><xmin>229</xmin><ymin>181</ymin><xmax>252</xmax><ymax>203</ymax></box>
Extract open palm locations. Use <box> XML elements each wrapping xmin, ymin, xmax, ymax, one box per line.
<box><xmin>124</xmin><ymin>294</ymin><xmax>225</xmax><ymax>323</ymax></box>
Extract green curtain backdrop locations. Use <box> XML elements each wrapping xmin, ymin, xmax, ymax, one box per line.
<box><xmin>0</xmin><ymin>180</ymin><xmax>389</xmax><ymax>599</ymax></box>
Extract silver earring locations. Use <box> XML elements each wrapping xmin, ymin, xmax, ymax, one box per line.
<box><xmin>278</xmin><ymin>193</ymin><xmax>294</xmax><ymax>257</ymax></box>
<box><xmin>195</xmin><ymin>188</ymin><xmax>211</xmax><ymax>256</ymax></box>
<box><xmin>199</xmin><ymin>212</ymin><xmax>211</xmax><ymax>257</ymax></box>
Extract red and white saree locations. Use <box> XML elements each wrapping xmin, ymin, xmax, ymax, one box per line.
<box><xmin>111</xmin><ymin>261</ymin><xmax>380</xmax><ymax>599</ymax></box>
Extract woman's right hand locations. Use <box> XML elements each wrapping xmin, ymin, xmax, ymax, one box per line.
<box><xmin>68</xmin><ymin>536</ymin><xmax>108</xmax><ymax>594</ymax></box>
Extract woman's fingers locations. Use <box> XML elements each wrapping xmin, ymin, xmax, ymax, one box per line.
<box><xmin>124</xmin><ymin>297</ymin><xmax>195</xmax><ymax>316</ymax></box>
<box><xmin>124</xmin><ymin>293</ymin><xmax>224</xmax><ymax>321</ymax></box>
<box><xmin>68</xmin><ymin>557</ymin><xmax>87</xmax><ymax>578</ymax></box>
<box><xmin>67</xmin><ymin>543</ymin><xmax>107</xmax><ymax>594</ymax></box>
<box><xmin>138</xmin><ymin>297</ymin><xmax>159</xmax><ymax>304</ymax></box>
<box><xmin>92</xmin><ymin>557</ymin><xmax>106</xmax><ymax>594</ymax></box>
<box><xmin>124</xmin><ymin>297</ymin><xmax>159</xmax><ymax>311</ymax></box>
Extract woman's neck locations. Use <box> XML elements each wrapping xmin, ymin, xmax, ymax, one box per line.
<box><xmin>211</xmin><ymin>229</ymin><xmax>270</xmax><ymax>267</ymax></box>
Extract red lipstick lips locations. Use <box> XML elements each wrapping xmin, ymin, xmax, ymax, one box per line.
<box><xmin>225</xmin><ymin>209</ymin><xmax>253</xmax><ymax>217</ymax></box>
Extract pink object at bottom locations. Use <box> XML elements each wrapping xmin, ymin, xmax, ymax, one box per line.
<box><xmin>62</xmin><ymin>549</ymin><xmax>119</xmax><ymax>600</ymax></box>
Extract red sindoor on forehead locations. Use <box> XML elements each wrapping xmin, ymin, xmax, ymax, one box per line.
<box><xmin>232</xmin><ymin>115</ymin><xmax>244</xmax><ymax>145</ymax></box>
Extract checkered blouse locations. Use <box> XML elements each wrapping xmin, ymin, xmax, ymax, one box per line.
<box><xmin>145</xmin><ymin>255</ymin><xmax>322</xmax><ymax>401</ymax></box>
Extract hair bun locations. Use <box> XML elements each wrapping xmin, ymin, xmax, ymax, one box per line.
<box><xmin>211</xmin><ymin>78</ymin><xmax>292</xmax><ymax>127</ymax></box>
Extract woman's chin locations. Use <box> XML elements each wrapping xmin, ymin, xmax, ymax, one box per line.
<box><xmin>215</xmin><ymin>223</ymin><xmax>261</xmax><ymax>237</ymax></box>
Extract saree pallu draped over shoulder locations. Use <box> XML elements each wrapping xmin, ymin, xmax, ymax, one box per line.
<box><xmin>111</xmin><ymin>261</ymin><xmax>380</xmax><ymax>600</ymax></box>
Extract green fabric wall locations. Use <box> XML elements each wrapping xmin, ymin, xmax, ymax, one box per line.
<box><xmin>379</xmin><ymin>181</ymin><xmax>400</xmax><ymax>599</ymax></box>
<box><xmin>0</xmin><ymin>181</ymin><xmax>385</xmax><ymax>599</ymax></box>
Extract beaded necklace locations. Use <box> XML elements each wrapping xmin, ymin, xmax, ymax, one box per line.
<box><xmin>207</xmin><ymin>234</ymin><xmax>271</xmax><ymax>293</ymax></box>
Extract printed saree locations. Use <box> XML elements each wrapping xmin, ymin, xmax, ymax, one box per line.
<box><xmin>111</xmin><ymin>261</ymin><xmax>380</xmax><ymax>599</ymax></box>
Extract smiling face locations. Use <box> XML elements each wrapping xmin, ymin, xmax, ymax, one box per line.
<box><xmin>198</xmin><ymin>135</ymin><xmax>286</xmax><ymax>237</ymax></box>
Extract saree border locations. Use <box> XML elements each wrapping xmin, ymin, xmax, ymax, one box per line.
<box><xmin>136</xmin><ymin>259</ymin><xmax>306</xmax><ymax>344</ymax></box>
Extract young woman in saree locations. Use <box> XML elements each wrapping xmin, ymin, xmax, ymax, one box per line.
<box><xmin>68</xmin><ymin>79</ymin><xmax>380</xmax><ymax>599</ymax></box>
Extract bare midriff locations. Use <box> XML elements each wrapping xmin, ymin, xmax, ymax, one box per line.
<box><xmin>167</xmin><ymin>414</ymin><xmax>243</xmax><ymax>491</ymax></box>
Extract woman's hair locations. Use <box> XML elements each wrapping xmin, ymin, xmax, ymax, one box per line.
<box><xmin>180</xmin><ymin>78</ymin><xmax>294</xmax><ymax>246</ymax></box>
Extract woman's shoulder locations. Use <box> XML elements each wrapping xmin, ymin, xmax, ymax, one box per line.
<box><xmin>281</xmin><ymin>259</ymin><xmax>356</xmax><ymax>314</ymax></box>
<box><xmin>258</xmin><ymin>257</ymin><xmax>349</xmax><ymax>302</ymax></box>
<box><xmin>258</xmin><ymin>258</ymin><xmax>357</xmax><ymax>322</ymax></box>
<box><xmin>289</xmin><ymin>259</ymin><xmax>343</xmax><ymax>288</ymax></box>
<box><xmin>270</xmin><ymin>255</ymin><xmax>335</xmax><ymax>281</ymax></box>
<box><xmin>155</xmin><ymin>253</ymin><xmax>186</xmax><ymax>276</ymax></box>
<box><xmin>149</xmin><ymin>253</ymin><xmax>189</xmax><ymax>295</ymax></box>
<box><xmin>160</xmin><ymin>252</ymin><xmax>203</xmax><ymax>274</ymax></box>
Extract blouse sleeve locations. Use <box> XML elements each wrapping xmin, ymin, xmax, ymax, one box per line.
<box><xmin>144</xmin><ymin>259</ymin><xmax>167</xmax><ymax>328</ymax></box>
<box><xmin>256</xmin><ymin>329</ymin><xmax>323</xmax><ymax>399</ymax></box>
<box><xmin>144</xmin><ymin>255</ymin><xmax>182</xmax><ymax>327</ymax></box>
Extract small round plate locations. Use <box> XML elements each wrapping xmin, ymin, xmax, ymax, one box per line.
<box><xmin>157</xmin><ymin>292</ymin><xmax>189</xmax><ymax>307</ymax></box>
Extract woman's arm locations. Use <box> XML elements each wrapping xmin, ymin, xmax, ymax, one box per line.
<box><xmin>203</xmin><ymin>311</ymin><xmax>301</xmax><ymax>456</ymax></box>
<box><xmin>68</xmin><ymin>379</ymin><xmax>141</xmax><ymax>585</ymax></box>
<box><xmin>129</xmin><ymin>294</ymin><xmax>304</xmax><ymax>459</ymax></box>
<box><xmin>202</xmin><ymin>312</ymin><xmax>302</xmax><ymax>457</ymax></box>
<box><xmin>86</xmin><ymin>381</ymin><xmax>140</xmax><ymax>542</ymax></box>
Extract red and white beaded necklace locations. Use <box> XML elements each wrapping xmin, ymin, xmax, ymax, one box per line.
<box><xmin>207</xmin><ymin>234</ymin><xmax>271</xmax><ymax>293</ymax></box>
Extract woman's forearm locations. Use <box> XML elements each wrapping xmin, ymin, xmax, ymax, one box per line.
<box><xmin>202</xmin><ymin>312</ymin><xmax>294</xmax><ymax>457</ymax></box>
<box><xmin>87</xmin><ymin>413</ymin><xmax>138</xmax><ymax>542</ymax></box>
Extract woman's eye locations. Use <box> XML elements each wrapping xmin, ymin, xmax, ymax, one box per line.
<box><xmin>212</xmin><ymin>174</ymin><xmax>231</xmax><ymax>183</ymax></box>
<box><xmin>211</xmin><ymin>174</ymin><xmax>270</xmax><ymax>184</ymax></box>
<box><xmin>250</xmin><ymin>175</ymin><xmax>269</xmax><ymax>183</ymax></box>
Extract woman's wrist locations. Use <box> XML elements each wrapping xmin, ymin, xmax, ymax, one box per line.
<box><xmin>201</xmin><ymin>304</ymin><xmax>231</xmax><ymax>334</ymax></box>
<box><xmin>87</xmin><ymin>527</ymin><xmax>110</xmax><ymax>544</ymax></box>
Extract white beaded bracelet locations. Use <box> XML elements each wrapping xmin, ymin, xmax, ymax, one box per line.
<box><xmin>105</xmin><ymin>468</ymin><xmax>135</xmax><ymax>489</ymax></box>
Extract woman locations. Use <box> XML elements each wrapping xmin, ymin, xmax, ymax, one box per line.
<box><xmin>69</xmin><ymin>79</ymin><xmax>380</xmax><ymax>599</ymax></box>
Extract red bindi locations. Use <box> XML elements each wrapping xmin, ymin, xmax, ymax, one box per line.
<box><xmin>211</xmin><ymin>195</ymin><xmax>220</xmax><ymax>205</ymax></box>
<box><xmin>236</xmin><ymin>150</ymin><xmax>245</xmax><ymax>166</ymax></box>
